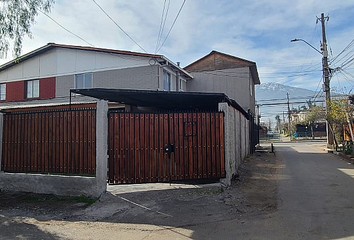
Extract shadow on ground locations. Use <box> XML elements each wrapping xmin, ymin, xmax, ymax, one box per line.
<box><xmin>0</xmin><ymin>149</ymin><xmax>279</xmax><ymax>239</ymax></box>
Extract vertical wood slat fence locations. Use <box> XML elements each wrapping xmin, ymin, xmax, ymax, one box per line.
<box><xmin>1</xmin><ymin>107</ymin><xmax>96</xmax><ymax>175</ymax></box>
<box><xmin>108</xmin><ymin>112</ymin><xmax>225</xmax><ymax>184</ymax></box>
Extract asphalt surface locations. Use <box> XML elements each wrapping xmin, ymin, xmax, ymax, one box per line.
<box><xmin>194</xmin><ymin>141</ymin><xmax>354</xmax><ymax>239</ymax></box>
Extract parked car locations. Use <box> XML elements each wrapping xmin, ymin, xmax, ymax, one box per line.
<box><xmin>267</xmin><ymin>130</ymin><xmax>274</xmax><ymax>137</ymax></box>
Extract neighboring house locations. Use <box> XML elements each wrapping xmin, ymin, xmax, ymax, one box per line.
<box><xmin>184</xmin><ymin>51</ymin><xmax>260</xmax><ymax>116</ymax></box>
<box><xmin>0</xmin><ymin>43</ymin><xmax>192</xmax><ymax>108</ymax></box>
<box><xmin>291</xmin><ymin>111</ymin><xmax>307</xmax><ymax>123</ymax></box>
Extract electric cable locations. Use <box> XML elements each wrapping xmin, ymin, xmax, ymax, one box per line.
<box><xmin>92</xmin><ymin>0</ymin><xmax>147</xmax><ymax>53</ymax></box>
<box><xmin>156</xmin><ymin>0</ymin><xmax>186</xmax><ymax>53</ymax></box>
<box><xmin>39</xmin><ymin>10</ymin><xmax>94</xmax><ymax>47</ymax></box>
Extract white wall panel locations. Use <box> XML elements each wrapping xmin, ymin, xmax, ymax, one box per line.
<box><xmin>39</xmin><ymin>50</ymin><xmax>57</xmax><ymax>76</ymax></box>
<box><xmin>23</xmin><ymin>57</ymin><xmax>40</xmax><ymax>78</ymax></box>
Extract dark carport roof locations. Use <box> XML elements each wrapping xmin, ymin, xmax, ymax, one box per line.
<box><xmin>71</xmin><ymin>88</ymin><xmax>248</xmax><ymax>117</ymax></box>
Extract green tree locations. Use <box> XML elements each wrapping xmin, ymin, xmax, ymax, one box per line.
<box><xmin>303</xmin><ymin>105</ymin><xmax>326</xmax><ymax>139</ymax></box>
<box><xmin>0</xmin><ymin>0</ymin><xmax>55</xmax><ymax>58</ymax></box>
<box><xmin>327</xmin><ymin>97</ymin><xmax>354</xmax><ymax>144</ymax></box>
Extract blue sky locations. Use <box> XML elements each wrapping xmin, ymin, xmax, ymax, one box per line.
<box><xmin>1</xmin><ymin>0</ymin><xmax>354</xmax><ymax>94</ymax></box>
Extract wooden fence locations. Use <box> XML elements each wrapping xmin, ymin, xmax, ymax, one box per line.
<box><xmin>1</xmin><ymin>107</ymin><xmax>96</xmax><ymax>175</ymax></box>
<box><xmin>108</xmin><ymin>112</ymin><xmax>225</xmax><ymax>184</ymax></box>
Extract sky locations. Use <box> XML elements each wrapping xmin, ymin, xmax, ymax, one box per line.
<box><xmin>1</xmin><ymin>0</ymin><xmax>354</xmax><ymax>97</ymax></box>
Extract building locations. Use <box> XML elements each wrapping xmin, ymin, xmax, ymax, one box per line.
<box><xmin>0</xmin><ymin>44</ymin><xmax>261</xmax><ymax>196</ymax></box>
<box><xmin>184</xmin><ymin>50</ymin><xmax>260</xmax><ymax>116</ymax></box>
<box><xmin>0</xmin><ymin>43</ymin><xmax>192</xmax><ymax>108</ymax></box>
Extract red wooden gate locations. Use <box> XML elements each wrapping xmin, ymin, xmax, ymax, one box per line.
<box><xmin>1</xmin><ymin>107</ymin><xmax>96</xmax><ymax>175</ymax></box>
<box><xmin>108</xmin><ymin>111</ymin><xmax>225</xmax><ymax>184</ymax></box>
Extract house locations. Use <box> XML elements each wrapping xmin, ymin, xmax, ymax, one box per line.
<box><xmin>184</xmin><ymin>51</ymin><xmax>260</xmax><ymax>116</ymax></box>
<box><xmin>0</xmin><ymin>44</ymin><xmax>260</xmax><ymax>197</ymax></box>
<box><xmin>0</xmin><ymin>43</ymin><xmax>192</xmax><ymax>109</ymax></box>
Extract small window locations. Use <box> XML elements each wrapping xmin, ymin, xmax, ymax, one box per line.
<box><xmin>163</xmin><ymin>70</ymin><xmax>171</xmax><ymax>91</ymax></box>
<box><xmin>0</xmin><ymin>84</ymin><xmax>6</xmax><ymax>100</ymax></box>
<box><xmin>75</xmin><ymin>73</ymin><xmax>92</xmax><ymax>89</ymax></box>
<box><xmin>26</xmin><ymin>80</ymin><xmax>39</xmax><ymax>98</ymax></box>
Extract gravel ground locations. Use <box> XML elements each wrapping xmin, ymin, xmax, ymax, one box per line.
<box><xmin>0</xmin><ymin>147</ymin><xmax>279</xmax><ymax>239</ymax></box>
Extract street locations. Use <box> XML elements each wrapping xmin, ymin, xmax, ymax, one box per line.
<box><xmin>1</xmin><ymin>141</ymin><xmax>354</xmax><ymax>239</ymax></box>
<box><xmin>192</xmin><ymin>141</ymin><xmax>354</xmax><ymax>239</ymax></box>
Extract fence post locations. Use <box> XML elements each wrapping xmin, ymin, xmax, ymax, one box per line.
<box><xmin>95</xmin><ymin>100</ymin><xmax>108</xmax><ymax>195</ymax></box>
<box><xmin>219</xmin><ymin>102</ymin><xmax>233</xmax><ymax>186</ymax></box>
<box><xmin>0</xmin><ymin>112</ymin><xmax>3</xmax><ymax>172</ymax></box>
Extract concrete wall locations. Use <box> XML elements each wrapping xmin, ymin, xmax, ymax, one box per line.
<box><xmin>0</xmin><ymin>101</ymin><xmax>108</xmax><ymax>198</ymax></box>
<box><xmin>187</xmin><ymin>68</ymin><xmax>255</xmax><ymax>114</ymax></box>
<box><xmin>219</xmin><ymin>102</ymin><xmax>250</xmax><ymax>186</ymax></box>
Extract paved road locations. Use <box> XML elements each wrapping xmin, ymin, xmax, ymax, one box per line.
<box><xmin>189</xmin><ymin>141</ymin><xmax>354</xmax><ymax>239</ymax></box>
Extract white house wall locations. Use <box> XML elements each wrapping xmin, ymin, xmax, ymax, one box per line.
<box><xmin>0</xmin><ymin>48</ymin><xmax>152</xmax><ymax>82</ymax></box>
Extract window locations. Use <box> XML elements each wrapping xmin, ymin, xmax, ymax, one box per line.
<box><xmin>0</xmin><ymin>84</ymin><xmax>6</xmax><ymax>100</ymax></box>
<box><xmin>179</xmin><ymin>79</ymin><xmax>186</xmax><ymax>91</ymax></box>
<box><xmin>163</xmin><ymin>70</ymin><xmax>171</xmax><ymax>91</ymax></box>
<box><xmin>75</xmin><ymin>73</ymin><xmax>92</xmax><ymax>89</ymax></box>
<box><xmin>26</xmin><ymin>80</ymin><xmax>39</xmax><ymax>98</ymax></box>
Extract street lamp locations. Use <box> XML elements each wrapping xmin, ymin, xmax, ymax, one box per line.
<box><xmin>290</xmin><ymin>39</ymin><xmax>322</xmax><ymax>55</ymax></box>
<box><xmin>291</xmin><ymin>31</ymin><xmax>333</xmax><ymax>147</ymax></box>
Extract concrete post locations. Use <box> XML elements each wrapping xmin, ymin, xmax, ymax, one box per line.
<box><xmin>219</xmin><ymin>102</ymin><xmax>234</xmax><ymax>186</ymax></box>
<box><xmin>95</xmin><ymin>100</ymin><xmax>109</xmax><ymax>195</ymax></box>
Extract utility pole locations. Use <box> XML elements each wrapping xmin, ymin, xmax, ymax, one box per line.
<box><xmin>317</xmin><ymin>13</ymin><xmax>333</xmax><ymax>146</ymax></box>
<box><xmin>287</xmin><ymin>92</ymin><xmax>291</xmax><ymax>136</ymax></box>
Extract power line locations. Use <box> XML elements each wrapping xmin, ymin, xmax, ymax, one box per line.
<box><xmin>92</xmin><ymin>0</ymin><xmax>147</xmax><ymax>53</ymax></box>
<box><xmin>330</xmin><ymin>38</ymin><xmax>354</xmax><ymax>65</ymax></box>
<box><xmin>155</xmin><ymin>0</ymin><xmax>170</xmax><ymax>53</ymax></box>
<box><xmin>39</xmin><ymin>10</ymin><xmax>94</xmax><ymax>47</ymax></box>
<box><xmin>156</xmin><ymin>0</ymin><xmax>186</xmax><ymax>53</ymax></box>
<box><xmin>257</xmin><ymin>95</ymin><xmax>320</xmax><ymax>102</ymax></box>
<box><xmin>259</xmin><ymin>100</ymin><xmax>325</xmax><ymax>106</ymax></box>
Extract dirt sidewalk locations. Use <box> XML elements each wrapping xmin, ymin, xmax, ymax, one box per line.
<box><xmin>0</xmin><ymin>147</ymin><xmax>279</xmax><ymax>239</ymax></box>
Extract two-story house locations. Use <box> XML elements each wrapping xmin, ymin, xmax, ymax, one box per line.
<box><xmin>184</xmin><ymin>51</ymin><xmax>260</xmax><ymax>116</ymax></box>
<box><xmin>0</xmin><ymin>43</ymin><xmax>192</xmax><ymax>109</ymax></box>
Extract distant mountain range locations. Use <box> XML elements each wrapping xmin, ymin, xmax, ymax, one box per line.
<box><xmin>255</xmin><ymin>83</ymin><xmax>325</xmax><ymax>123</ymax></box>
<box><xmin>256</xmin><ymin>82</ymin><xmax>317</xmax><ymax>102</ymax></box>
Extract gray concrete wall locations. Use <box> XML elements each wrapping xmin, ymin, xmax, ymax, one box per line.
<box><xmin>0</xmin><ymin>101</ymin><xmax>108</xmax><ymax>198</ymax></box>
<box><xmin>56</xmin><ymin>66</ymin><xmax>160</xmax><ymax>98</ymax></box>
<box><xmin>219</xmin><ymin>103</ymin><xmax>250</xmax><ymax>186</ymax></box>
<box><xmin>187</xmin><ymin>68</ymin><xmax>254</xmax><ymax>114</ymax></box>
<box><xmin>94</xmin><ymin>66</ymin><xmax>160</xmax><ymax>90</ymax></box>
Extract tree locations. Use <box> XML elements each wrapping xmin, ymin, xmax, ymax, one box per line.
<box><xmin>304</xmin><ymin>105</ymin><xmax>326</xmax><ymax>139</ymax></box>
<box><xmin>327</xmin><ymin>97</ymin><xmax>354</xmax><ymax>144</ymax></box>
<box><xmin>0</xmin><ymin>0</ymin><xmax>55</xmax><ymax>58</ymax></box>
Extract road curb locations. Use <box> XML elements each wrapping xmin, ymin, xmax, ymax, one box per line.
<box><xmin>333</xmin><ymin>151</ymin><xmax>354</xmax><ymax>164</ymax></box>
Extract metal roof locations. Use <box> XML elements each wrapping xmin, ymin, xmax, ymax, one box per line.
<box><xmin>70</xmin><ymin>88</ymin><xmax>249</xmax><ymax>117</ymax></box>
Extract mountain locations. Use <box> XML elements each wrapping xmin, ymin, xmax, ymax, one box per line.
<box><xmin>255</xmin><ymin>83</ymin><xmax>324</xmax><ymax>124</ymax></box>
<box><xmin>256</xmin><ymin>82</ymin><xmax>317</xmax><ymax>102</ymax></box>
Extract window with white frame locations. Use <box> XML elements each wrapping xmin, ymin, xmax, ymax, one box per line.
<box><xmin>179</xmin><ymin>78</ymin><xmax>186</xmax><ymax>91</ymax></box>
<box><xmin>163</xmin><ymin>70</ymin><xmax>171</xmax><ymax>91</ymax></box>
<box><xmin>0</xmin><ymin>84</ymin><xmax>6</xmax><ymax>100</ymax></box>
<box><xmin>75</xmin><ymin>73</ymin><xmax>93</xmax><ymax>89</ymax></box>
<box><xmin>26</xmin><ymin>80</ymin><xmax>39</xmax><ymax>98</ymax></box>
